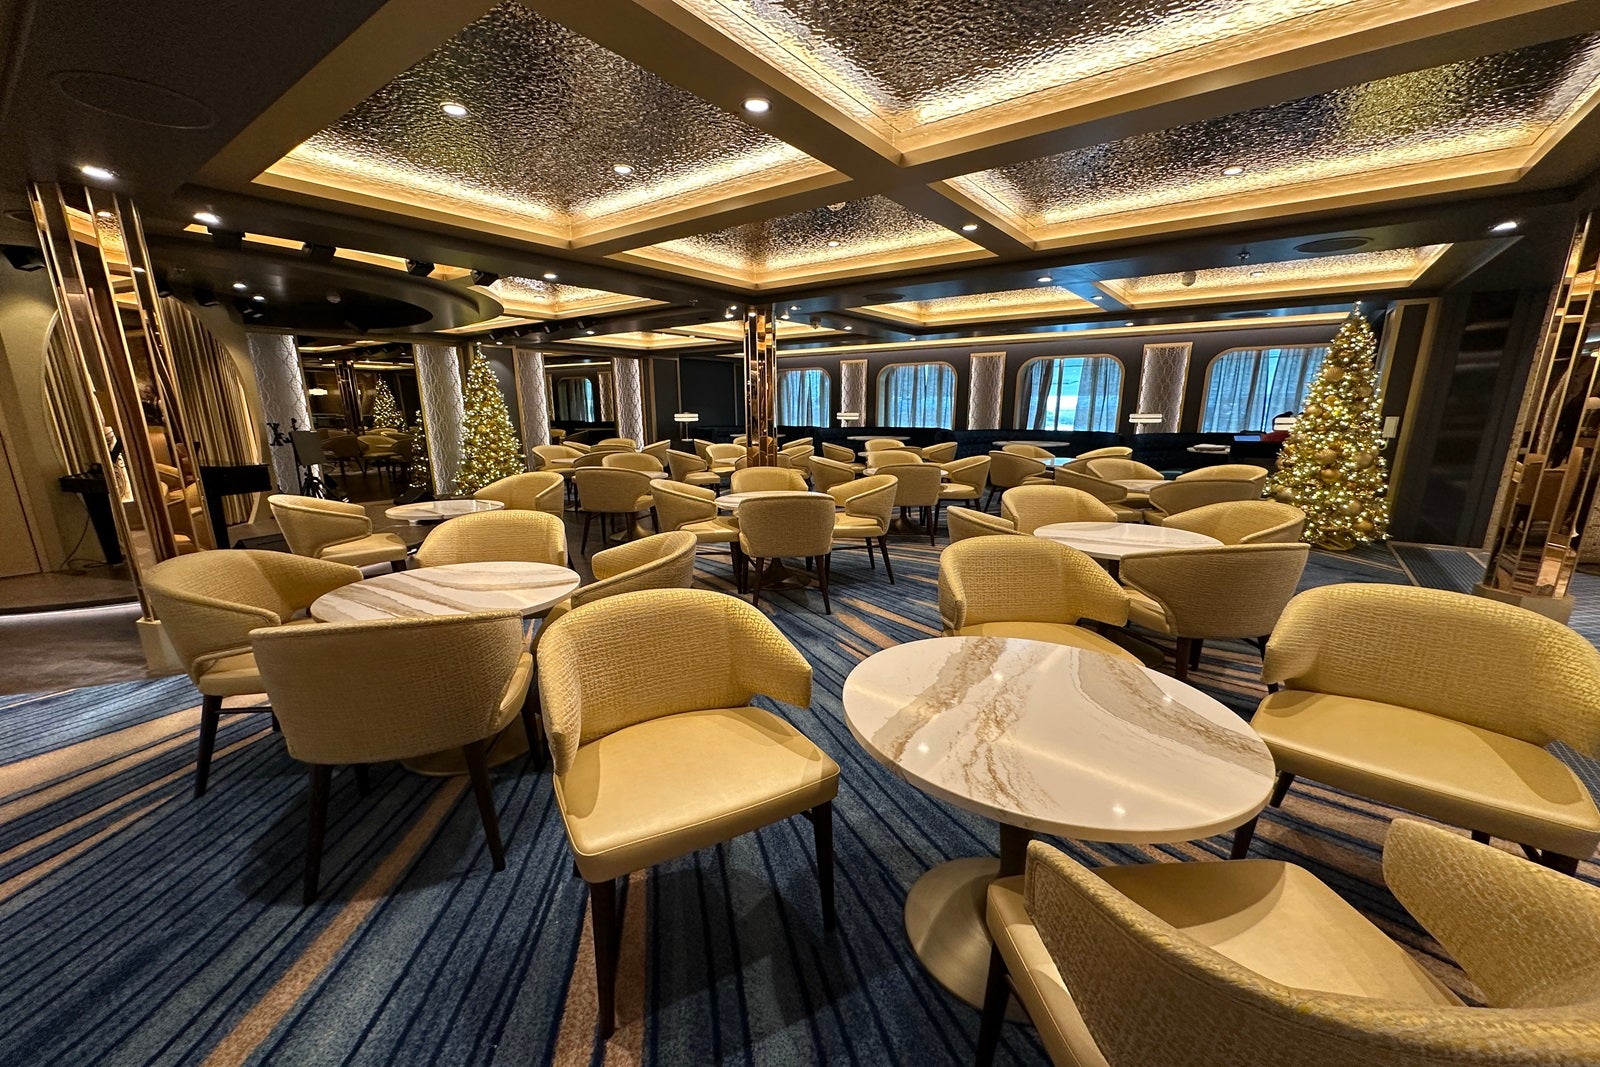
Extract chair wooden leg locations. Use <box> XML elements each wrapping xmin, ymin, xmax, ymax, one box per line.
<box><xmin>521</xmin><ymin>686</ymin><xmax>547</xmax><ymax>771</ymax></box>
<box><xmin>588</xmin><ymin>876</ymin><xmax>619</xmax><ymax>1039</ymax></box>
<box><xmin>303</xmin><ymin>764</ymin><xmax>332</xmax><ymax>906</ymax></box>
<box><xmin>650</xmin><ymin>507</ymin><xmax>659</xmax><ymax>534</ymax></box>
<box><xmin>1544</xmin><ymin>851</ymin><xmax>1582</xmax><ymax>876</ymax></box>
<box><xmin>927</xmin><ymin>505</ymin><xmax>936</xmax><ymax>546</ymax></box>
<box><xmin>389</xmin><ymin>559</ymin><xmax>407</xmax><ymax>573</ymax></box>
<box><xmin>817</xmin><ymin>555</ymin><xmax>832</xmax><ymax>614</ymax></box>
<box><xmin>1173</xmin><ymin>637</ymin><xmax>1193</xmax><ymax>683</ymax></box>
<box><xmin>195</xmin><ymin>694</ymin><xmax>223</xmax><ymax>798</ymax></box>
<box><xmin>1471</xmin><ymin>830</ymin><xmax>1490</xmax><ymax>844</ymax></box>
<box><xmin>1231</xmin><ymin>817</ymin><xmax>1257</xmax><ymax>859</ymax></box>
<box><xmin>879</xmin><ymin>537</ymin><xmax>895</xmax><ymax>583</ymax></box>
<box><xmin>975</xmin><ymin>944</ymin><xmax>1010</xmax><ymax>1067</ymax></box>
<box><xmin>353</xmin><ymin>764</ymin><xmax>371</xmax><ymax>796</ymax></box>
<box><xmin>580</xmin><ymin>512</ymin><xmax>593</xmax><ymax>556</ymax></box>
<box><xmin>865</xmin><ymin>537</ymin><xmax>876</xmax><ymax>569</ymax></box>
<box><xmin>1269</xmin><ymin>772</ymin><xmax>1294</xmax><ymax>807</ymax></box>
<box><xmin>1189</xmin><ymin>638</ymin><xmax>1204</xmax><ymax>670</ymax></box>
<box><xmin>813</xmin><ymin>800</ymin><xmax>836</xmax><ymax>930</ymax></box>
<box><xmin>463</xmin><ymin>738</ymin><xmax>506</xmax><ymax>871</ymax></box>
<box><xmin>751</xmin><ymin>557</ymin><xmax>765</xmax><ymax>607</ymax></box>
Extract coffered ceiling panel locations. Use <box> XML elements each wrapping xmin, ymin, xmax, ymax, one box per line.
<box><xmin>1097</xmin><ymin>244</ymin><xmax>1452</xmax><ymax>308</ymax></box>
<box><xmin>259</xmin><ymin>2</ymin><xmax>834</xmax><ymax>245</ymax></box>
<box><xmin>943</xmin><ymin>35</ymin><xmax>1600</xmax><ymax>248</ymax></box>
<box><xmin>855</xmin><ymin>284</ymin><xmax>1098</xmax><ymax>326</ymax></box>
<box><xmin>612</xmin><ymin>195</ymin><xmax>988</xmax><ymax>288</ymax></box>
<box><xmin>484</xmin><ymin>276</ymin><xmax>661</xmax><ymax>317</ymax></box>
<box><xmin>664</xmin><ymin>0</ymin><xmax>1531</xmax><ymax>154</ymax></box>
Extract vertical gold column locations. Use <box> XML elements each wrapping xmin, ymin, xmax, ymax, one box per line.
<box><xmin>743</xmin><ymin>306</ymin><xmax>778</xmax><ymax>466</ymax></box>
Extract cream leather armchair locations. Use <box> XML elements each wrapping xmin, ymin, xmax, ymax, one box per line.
<box><xmin>738</xmin><ymin>493</ymin><xmax>837</xmax><ymax>613</ymax></box>
<box><xmin>987</xmin><ymin>450</ymin><xmax>1049</xmax><ymax>509</ymax></box>
<box><xmin>1119</xmin><ymin>543</ymin><xmax>1309</xmax><ymax>682</ymax></box>
<box><xmin>537</xmin><ymin>588</ymin><xmax>838</xmax><ymax>1039</ymax></box>
<box><xmin>572</xmin><ymin>467</ymin><xmax>655</xmax><ymax>555</ymax></box>
<box><xmin>827</xmin><ymin>475</ymin><xmax>898</xmax><ymax>582</ymax></box>
<box><xmin>939</xmin><ymin>538</ymin><xmax>1132</xmax><ymax>659</ymax></box>
<box><xmin>1000</xmin><ymin>486</ymin><xmax>1117</xmax><ymax>535</ymax></box>
<box><xmin>731</xmin><ymin>467</ymin><xmax>807</xmax><ymax>493</ymax></box>
<box><xmin>143</xmin><ymin>550</ymin><xmax>361</xmax><ymax>796</ymax></box>
<box><xmin>1163</xmin><ymin>500</ymin><xmax>1306</xmax><ymax>544</ymax></box>
<box><xmin>414</xmin><ymin>509</ymin><xmax>568</xmax><ymax>567</ymax></box>
<box><xmin>946</xmin><ymin>505</ymin><xmax>1019</xmax><ymax>541</ymax></box>
<box><xmin>252</xmin><ymin>610</ymin><xmax>532</xmax><ymax>904</ymax></box>
<box><xmin>1241</xmin><ymin>584</ymin><xmax>1600</xmax><ymax>872</ymax></box>
<box><xmin>1051</xmin><ymin>470</ymin><xmax>1146</xmax><ymax>522</ymax></box>
<box><xmin>269</xmin><ymin>494</ymin><xmax>410</xmax><ymax>570</ymax></box>
<box><xmin>979</xmin><ymin>824</ymin><xmax>1600</xmax><ymax>1067</ymax></box>
<box><xmin>1144</xmin><ymin>479</ymin><xmax>1261</xmax><ymax>524</ymax></box>
<box><xmin>667</xmin><ymin>448</ymin><xmax>722</xmax><ymax>488</ymax></box>
<box><xmin>474</xmin><ymin>471</ymin><xmax>564</xmax><ymax>516</ymax></box>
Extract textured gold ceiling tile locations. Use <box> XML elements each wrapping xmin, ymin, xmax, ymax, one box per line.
<box><xmin>618</xmin><ymin>195</ymin><xmax>986</xmax><ymax>287</ymax></box>
<box><xmin>483</xmin><ymin>276</ymin><xmax>661</xmax><ymax>318</ymax></box>
<box><xmin>856</xmin><ymin>285</ymin><xmax>1098</xmax><ymax>326</ymax></box>
<box><xmin>950</xmin><ymin>35</ymin><xmax>1600</xmax><ymax>243</ymax></box>
<box><xmin>265</xmin><ymin>2</ymin><xmax>831</xmax><ymax>242</ymax></box>
<box><xmin>578</xmin><ymin>331</ymin><xmax>722</xmax><ymax>349</ymax></box>
<box><xmin>1099</xmin><ymin>244</ymin><xmax>1451</xmax><ymax>308</ymax></box>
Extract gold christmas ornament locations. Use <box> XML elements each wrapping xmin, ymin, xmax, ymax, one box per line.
<box><xmin>1355</xmin><ymin>519</ymin><xmax>1376</xmax><ymax>535</ymax></box>
<box><xmin>1340</xmin><ymin>501</ymin><xmax>1362</xmax><ymax>516</ymax></box>
<box><xmin>1319</xmin><ymin>529</ymin><xmax>1357</xmax><ymax>551</ymax></box>
<box><xmin>1319</xmin><ymin>468</ymin><xmax>1341</xmax><ymax>483</ymax></box>
<box><xmin>1354</xmin><ymin>452</ymin><xmax>1374</xmax><ymax>469</ymax></box>
<box><xmin>1274</xmin><ymin>487</ymin><xmax>1297</xmax><ymax>504</ymax></box>
<box><xmin>456</xmin><ymin>348</ymin><xmax>525</xmax><ymax>495</ymax></box>
<box><xmin>1315</xmin><ymin>448</ymin><xmax>1338</xmax><ymax>465</ymax></box>
<box><xmin>1322</xmin><ymin>365</ymin><xmax>1346</xmax><ymax>382</ymax></box>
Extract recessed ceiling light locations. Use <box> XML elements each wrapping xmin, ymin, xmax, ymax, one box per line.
<box><xmin>742</xmin><ymin>97</ymin><xmax>770</xmax><ymax>114</ymax></box>
<box><xmin>612</xmin><ymin>163</ymin><xmax>634</xmax><ymax>176</ymax></box>
<box><xmin>789</xmin><ymin>305</ymin><xmax>800</xmax><ymax>311</ymax></box>
<box><xmin>843</xmin><ymin>325</ymin><xmax>853</xmax><ymax>331</ymax></box>
<box><xmin>232</xmin><ymin>281</ymin><xmax>247</xmax><ymax>290</ymax></box>
<box><xmin>780</xmin><ymin>313</ymin><xmax>791</xmax><ymax>320</ymax></box>
<box><xmin>95</xmin><ymin>210</ymin><xmax>113</xmax><ymax>219</ymax></box>
<box><xmin>724</xmin><ymin>312</ymin><xmax>734</xmax><ymax>319</ymax></box>
<box><xmin>961</xmin><ymin>223</ymin><xmax>979</xmax><ymax>232</ymax></box>
<box><xmin>1221</xmin><ymin>165</ymin><xmax>1246</xmax><ymax>176</ymax></box>
<box><xmin>585</xmin><ymin>329</ymin><xmax>596</xmax><ymax>335</ymax></box>
<box><xmin>1250</xmin><ymin>270</ymin><xmax>1266</xmax><ymax>277</ymax></box>
<box><xmin>1124</xmin><ymin>321</ymin><xmax>1135</xmax><ymax>326</ymax></box>
<box><xmin>1491</xmin><ymin>220</ymin><xmax>1519</xmax><ymax>233</ymax></box>
<box><xmin>542</xmin><ymin>271</ymin><xmax>557</xmax><ymax>280</ymax></box>
<box><xmin>1037</xmin><ymin>275</ymin><xmax>1052</xmax><ymax>283</ymax></box>
<box><xmin>193</xmin><ymin>211</ymin><xmax>221</xmax><ymax>226</ymax></box>
<box><xmin>441</xmin><ymin>102</ymin><xmax>469</xmax><ymax>118</ymax></box>
<box><xmin>826</xmin><ymin>240</ymin><xmax>841</xmax><ymax>247</ymax></box>
<box><xmin>1091</xmin><ymin>294</ymin><xmax>1103</xmax><ymax>300</ymax></box>
<box><xmin>80</xmin><ymin>164</ymin><xmax>115</xmax><ymax>181</ymax></box>
<box><xmin>252</xmin><ymin>294</ymin><xmax>266</xmax><ymax>303</ymax></box>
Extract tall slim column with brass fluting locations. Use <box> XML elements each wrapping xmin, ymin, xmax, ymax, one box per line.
<box><xmin>743</xmin><ymin>306</ymin><xmax>778</xmax><ymax>466</ymax></box>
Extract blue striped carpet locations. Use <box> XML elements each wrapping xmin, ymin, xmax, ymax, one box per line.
<box><xmin>2</xmin><ymin>539</ymin><xmax>1597</xmax><ymax>1065</ymax></box>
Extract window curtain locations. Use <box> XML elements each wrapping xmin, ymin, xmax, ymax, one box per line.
<box><xmin>1200</xmin><ymin>346</ymin><xmax>1328</xmax><ymax>432</ymax></box>
<box><xmin>778</xmin><ymin>368</ymin><xmax>830</xmax><ymax>426</ymax></box>
<box><xmin>1017</xmin><ymin>357</ymin><xmax>1121</xmax><ymax>431</ymax></box>
<box><xmin>878</xmin><ymin>363</ymin><xmax>956</xmax><ymax>428</ymax></box>
<box><xmin>554</xmin><ymin>377</ymin><xmax>596</xmax><ymax>422</ymax></box>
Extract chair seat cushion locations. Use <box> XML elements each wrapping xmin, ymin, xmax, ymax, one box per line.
<box><xmin>1112</xmin><ymin>505</ymin><xmax>1147</xmax><ymax>523</ymax></box>
<box><xmin>1254</xmin><ymin>690</ymin><xmax>1600</xmax><ymax>858</ymax></box>
<box><xmin>554</xmin><ymin>705</ymin><xmax>840</xmax><ymax>882</ymax></box>
<box><xmin>1021</xmin><ymin>475</ymin><xmax>1053</xmax><ymax>486</ymax></box>
<box><xmin>938</xmin><ymin>482</ymin><xmax>983</xmax><ymax>501</ymax></box>
<box><xmin>988</xmin><ymin>877</ymin><xmax>1110</xmax><ymax>1067</ymax></box>
<box><xmin>951</xmin><ymin>621</ymin><xmax>1137</xmax><ymax>662</ymax></box>
<box><xmin>683</xmin><ymin>517</ymin><xmax>739</xmax><ymax>543</ymax></box>
<box><xmin>319</xmin><ymin>532</ymin><xmax>409</xmax><ymax>567</ymax></box>
<box><xmin>1123</xmin><ymin>587</ymin><xmax>1171</xmax><ymax>634</ymax></box>
<box><xmin>832</xmin><ymin>515</ymin><xmax>886</xmax><ymax>536</ymax></box>
<box><xmin>685</xmin><ymin>472</ymin><xmax>722</xmax><ymax>486</ymax></box>
<box><xmin>196</xmin><ymin>652</ymin><xmax>264</xmax><ymax>697</ymax></box>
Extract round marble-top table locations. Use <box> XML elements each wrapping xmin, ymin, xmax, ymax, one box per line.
<box><xmin>714</xmin><ymin>490</ymin><xmax>833</xmax><ymax>511</ymax></box>
<box><xmin>843</xmin><ymin>637</ymin><xmax>1274</xmax><ymax>1007</ymax></box>
<box><xmin>846</xmin><ymin>434</ymin><xmax>907</xmax><ymax>442</ymax></box>
<box><xmin>310</xmin><ymin>561</ymin><xmax>581</xmax><ymax>623</ymax></box>
<box><xmin>1033</xmin><ymin>521</ymin><xmax>1220</xmax><ymax>562</ymax></box>
<box><xmin>384</xmin><ymin>498</ymin><xmax>504</xmax><ymax>525</ymax></box>
<box><xmin>1113</xmin><ymin>478</ymin><xmax>1166</xmax><ymax>493</ymax></box>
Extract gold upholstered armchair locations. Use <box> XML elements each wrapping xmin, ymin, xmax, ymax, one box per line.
<box><xmin>920</xmin><ymin>441</ymin><xmax>958</xmax><ymax>463</ymax></box>
<box><xmin>1119</xmin><ymin>542</ymin><xmax>1308</xmax><ymax>683</ymax></box>
<box><xmin>1144</xmin><ymin>479</ymin><xmax>1261</xmax><ymax>523</ymax></box>
<box><xmin>827</xmin><ymin>475</ymin><xmax>898</xmax><ymax>582</ymax></box>
<box><xmin>413</xmin><ymin>509</ymin><xmax>568</xmax><ymax>567</ymax></box>
<box><xmin>573</xmin><ymin>467</ymin><xmax>655</xmax><ymax>555</ymax></box>
<box><xmin>946</xmin><ymin>505</ymin><xmax>1019</xmax><ymax>541</ymax></box>
<box><xmin>144</xmin><ymin>550</ymin><xmax>362</xmax><ymax>797</ymax></box>
<box><xmin>939</xmin><ymin>537</ymin><xmax>1132</xmax><ymax>659</ymax></box>
<box><xmin>730</xmin><ymin>466</ymin><xmax>807</xmax><ymax>493</ymax></box>
<box><xmin>1084</xmin><ymin>457</ymin><xmax>1164</xmax><ymax>482</ymax></box>
<box><xmin>1000</xmin><ymin>485</ymin><xmax>1117</xmax><ymax>534</ymax></box>
<box><xmin>667</xmin><ymin>448</ymin><xmax>722</xmax><ymax>488</ymax></box>
<box><xmin>986</xmin><ymin>451</ymin><xmax>1048</xmax><ymax>510</ymax></box>
<box><xmin>601</xmin><ymin>451</ymin><xmax>664</xmax><ymax>473</ymax></box>
<box><xmin>252</xmin><ymin>610</ymin><xmax>532</xmax><ymax>905</ymax></box>
<box><xmin>981</xmin><ymin>824</ymin><xmax>1600</xmax><ymax>1067</ymax></box>
<box><xmin>474</xmin><ymin>471</ymin><xmax>565</xmax><ymax>516</ymax></box>
<box><xmin>738</xmin><ymin>493</ymin><xmax>837</xmax><ymax>613</ymax></box>
<box><xmin>886</xmin><ymin>463</ymin><xmax>944</xmax><ymax>545</ymax></box>
<box><xmin>537</xmin><ymin>588</ymin><xmax>838</xmax><ymax>1040</ymax></box>
<box><xmin>268</xmin><ymin>494</ymin><xmax>410</xmax><ymax>570</ymax></box>
<box><xmin>1050</xmin><ymin>470</ymin><xmax>1146</xmax><ymax>522</ymax></box>
<box><xmin>820</xmin><ymin>442</ymin><xmax>866</xmax><ymax>471</ymax></box>
<box><xmin>1175</xmin><ymin>463</ymin><xmax>1269</xmax><ymax>491</ymax></box>
<box><xmin>1240</xmin><ymin>584</ymin><xmax>1600</xmax><ymax>872</ymax></box>
<box><xmin>1162</xmin><ymin>500</ymin><xmax>1306</xmax><ymax>544</ymax></box>
<box><xmin>650</xmin><ymin>480</ymin><xmax>742</xmax><ymax>566</ymax></box>
<box><xmin>806</xmin><ymin>455</ymin><xmax>860</xmax><ymax>492</ymax></box>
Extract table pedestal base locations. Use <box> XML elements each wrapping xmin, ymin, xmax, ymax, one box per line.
<box><xmin>755</xmin><ymin>559</ymin><xmax>815</xmax><ymax>590</ymax></box>
<box><xmin>903</xmin><ymin>858</ymin><xmax>1025</xmax><ymax>1017</ymax></box>
<box><xmin>402</xmin><ymin>717</ymin><xmax>530</xmax><ymax>777</ymax></box>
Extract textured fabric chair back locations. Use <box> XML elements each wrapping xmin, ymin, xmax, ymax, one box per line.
<box><xmin>692</xmin><ymin>438</ymin><xmax>714</xmax><ymax>463</ymax></box>
<box><xmin>414</xmin><ymin>509</ymin><xmax>568</xmax><ymax>567</ymax></box>
<box><xmin>269</xmin><ymin>494</ymin><xmax>371</xmax><ymax>556</ymax></box>
<box><xmin>1147</xmin><ymin>479</ymin><xmax>1260</xmax><ymax>517</ymax></box>
<box><xmin>574</xmin><ymin>532</ymin><xmax>697</xmax><ymax>608</ymax></box>
<box><xmin>531</xmin><ymin>444</ymin><xmax>580</xmax><ymax>466</ymax></box>
<box><xmin>602</xmin><ymin>451</ymin><xmax>664</xmax><ymax>473</ymax></box>
<box><xmin>739</xmin><ymin>494</ymin><xmax>835</xmax><ymax>559</ymax></box>
<box><xmin>887</xmin><ymin>464</ymin><xmax>943</xmax><ymax>507</ymax></box>
<box><xmin>474</xmin><ymin>471</ymin><xmax>564</xmax><ymax>515</ymax></box>
<box><xmin>943</xmin><ymin>456</ymin><xmax>990</xmax><ymax>491</ymax></box>
<box><xmin>946</xmin><ymin>506</ymin><xmax>1016</xmax><ymax>541</ymax></box>
<box><xmin>596</xmin><ymin>437</ymin><xmax>636</xmax><ymax>449</ymax></box>
<box><xmin>871</xmin><ymin>449</ymin><xmax>922</xmax><ymax>467</ymax></box>
<box><xmin>252</xmin><ymin>611</ymin><xmax>524</xmax><ymax>764</ymax></box>
<box><xmin>1074</xmin><ymin>446</ymin><xmax>1132</xmax><ymax>461</ymax></box>
<box><xmin>1121</xmin><ymin>543</ymin><xmax>1308</xmax><ymax>639</ymax></box>
<box><xmin>1003</xmin><ymin>444</ymin><xmax>1055</xmax><ymax>459</ymax></box>
<box><xmin>1052</xmin><ymin>469</ymin><xmax>1130</xmax><ymax>503</ymax></box>
<box><xmin>828</xmin><ymin>475</ymin><xmax>897</xmax><ymax>530</ymax></box>
<box><xmin>1176</xmin><ymin>464</ymin><xmax>1271</xmax><ymax>491</ymax></box>
<box><xmin>1266</xmin><ymin>584</ymin><xmax>1600</xmax><ymax>753</ymax></box>
<box><xmin>731</xmin><ymin>468</ymin><xmax>807</xmax><ymax>493</ymax></box>
<box><xmin>667</xmin><ymin>449</ymin><xmax>711</xmax><ymax>481</ymax></box>
<box><xmin>1087</xmin><ymin>457</ymin><xmax>1165</xmax><ymax>481</ymax></box>
<box><xmin>641</xmin><ymin>440</ymin><xmax>671</xmax><ymax>463</ymax></box>
<box><xmin>821</xmin><ymin>442</ymin><xmax>856</xmax><ymax>464</ymax></box>
<box><xmin>989</xmin><ymin>450</ymin><xmax>1047</xmax><ymax>489</ymax></box>
<box><xmin>536</xmin><ymin>589</ymin><xmax>811</xmax><ymax>773</ymax></box>
<box><xmin>1163</xmin><ymin>501</ymin><xmax>1305</xmax><ymax>544</ymax></box>
<box><xmin>574</xmin><ymin>468</ymin><xmax>651</xmax><ymax>512</ymax></box>
<box><xmin>938</xmin><ymin>537</ymin><xmax>1126</xmax><ymax>631</ymax></box>
<box><xmin>808</xmin><ymin>456</ymin><xmax>858</xmax><ymax>492</ymax></box>
<box><xmin>651</xmin><ymin>480</ymin><xmax>717</xmax><ymax>530</ymax></box>
<box><xmin>920</xmin><ymin>441</ymin><xmax>958</xmax><ymax>463</ymax></box>
<box><xmin>706</xmin><ymin>443</ymin><xmax>745</xmax><ymax>465</ymax></box>
<box><xmin>1001</xmin><ymin>486</ymin><xmax>1117</xmax><ymax>534</ymax></box>
<box><xmin>863</xmin><ymin>438</ymin><xmax>904</xmax><ymax>451</ymax></box>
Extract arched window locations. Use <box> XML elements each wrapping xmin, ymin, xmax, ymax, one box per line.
<box><xmin>1014</xmin><ymin>356</ymin><xmax>1121</xmax><ymax>431</ymax></box>
<box><xmin>552</xmin><ymin>376</ymin><xmax>597</xmax><ymax>422</ymax></box>
<box><xmin>778</xmin><ymin>367</ymin><xmax>830</xmax><ymax>426</ymax></box>
<box><xmin>877</xmin><ymin>362</ymin><xmax>957</xmax><ymax>428</ymax></box>
<box><xmin>1200</xmin><ymin>346</ymin><xmax>1329</xmax><ymax>432</ymax></box>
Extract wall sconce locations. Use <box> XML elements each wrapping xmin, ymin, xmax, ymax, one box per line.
<box><xmin>837</xmin><ymin>410</ymin><xmax>861</xmax><ymax>426</ymax></box>
<box><xmin>1127</xmin><ymin>412</ymin><xmax>1163</xmax><ymax>425</ymax></box>
<box><xmin>307</xmin><ymin>387</ymin><xmax>329</xmax><ymax>396</ymax></box>
<box><xmin>1272</xmin><ymin>415</ymin><xmax>1298</xmax><ymax>432</ymax></box>
<box><xmin>673</xmin><ymin>412</ymin><xmax>699</xmax><ymax>425</ymax></box>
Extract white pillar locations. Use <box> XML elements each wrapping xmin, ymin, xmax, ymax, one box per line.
<box><xmin>244</xmin><ymin>332</ymin><xmax>313</xmax><ymax>493</ymax></box>
<box><xmin>611</xmin><ymin>357</ymin><xmax>645</xmax><ymax>444</ymax></box>
<box><xmin>514</xmin><ymin>347</ymin><xmax>551</xmax><ymax>449</ymax></box>
<box><xmin>414</xmin><ymin>343</ymin><xmax>465</xmax><ymax>495</ymax></box>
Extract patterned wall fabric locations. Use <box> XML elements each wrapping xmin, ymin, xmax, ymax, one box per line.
<box><xmin>244</xmin><ymin>332</ymin><xmax>314</xmax><ymax>493</ymax></box>
<box><xmin>598</xmin><ymin>370</ymin><xmax>616</xmax><ymax>421</ymax></box>
<box><xmin>967</xmin><ymin>351</ymin><xmax>1005</xmax><ymax>429</ymax></box>
<box><xmin>414</xmin><ymin>343</ymin><xmax>465</xmax><ymax>495</ymax></box>
<box><xmin>513</xmin><ymin>348</ymin><xmax>551</xmax><ymax>450</ymax></box>
<box><xmin>840</xmin><ymin>359</ymin><xmax>867</xmax><ymax>426</ymax></box>
<box><xmin>1138</xmin><ymin>343</ymin><xmax>1192</xmax><ymax>433</ymax></box>
<box><xmin>611</xmin><ymin>357</ymin><xmax>645</xmax><ymax>444</ymax></box>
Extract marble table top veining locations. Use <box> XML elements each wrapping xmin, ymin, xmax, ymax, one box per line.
<box><xmin>843</xmin><ymin>637</ymin><xmax>1273</xmax><ymax>841</ymax></box>
<box><xmin>311</xmin><ymin>561</ymin><xmax>581</xmax><ymax>622</ymax></box>
<box><xmin>1033</xmin><ymin>521</ymin><xmax>1220</xmax><ymax>560</ymax></box>
<box><xmin>385</xmin><ymin>498</ymin><xmax>504</xmax><ymax>524</ymax></box>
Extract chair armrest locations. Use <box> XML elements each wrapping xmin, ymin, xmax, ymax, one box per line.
<box><xmin>1384</xmin><ymin>819</ymin><xmax>1600</xmax><ymax>1008</ymax></box>
<box><xmin>589</xmin><ymin>537</ymin><xmax>663</xmax><ymax>582</ymax></box>
<box><xmin>731</xmin><ymin>612</ymin><xmax>812</xmax><ymax>710</ymax></box>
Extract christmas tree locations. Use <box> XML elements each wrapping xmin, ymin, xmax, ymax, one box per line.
<box><xmin>1267</xmin><ymin>310</ymin><xmax>1391</xmax><ymax>550</ymax></box>
<box><xmin>371</xmin><ymin>381</ymin><xmax>404</xmax><ymax>430</ymax></box>
<box><xmin>408</xmin><ymin>411</ymin><xmax>431</xmax><ymax>490</ymax></box>
<box><xmin>456</xmin><ymin>348</ymin><xmax>523</xmax><ymax>495</ymax></box>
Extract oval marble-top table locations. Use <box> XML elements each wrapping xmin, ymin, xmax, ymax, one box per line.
<box><xmin>311</xmin><ymin>561</ymin><xmax>581</xmax><ymax>623</ymax></box>
<box><xmin>384</xmin><ymin>498</ymin><xmax>504</xmax><ymax>525</ymax></box>
<box><xmin>714</xmin><ymin>490</ymin><xmax>833</xmax><ymax>511</ymax></box>
<box><xmin>842</xmin><ymin>636</ymin><xmax>1274</xmax><ymax>1007</ymax></box>
<box><xmin>1112</xmin><ymin>477</ymin><xmax>1166</xmax><ymax>493</ymax></box>
<box><xmin>1033</xmin><ymin>521</ymin><xmax>1220</xmax><ymax>561</ymax></box>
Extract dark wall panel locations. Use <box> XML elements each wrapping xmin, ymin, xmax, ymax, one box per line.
<box><xmin>679</xmin><ymin>357</ymin><xmax>741</xmax><ymax>428</ymax></box>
